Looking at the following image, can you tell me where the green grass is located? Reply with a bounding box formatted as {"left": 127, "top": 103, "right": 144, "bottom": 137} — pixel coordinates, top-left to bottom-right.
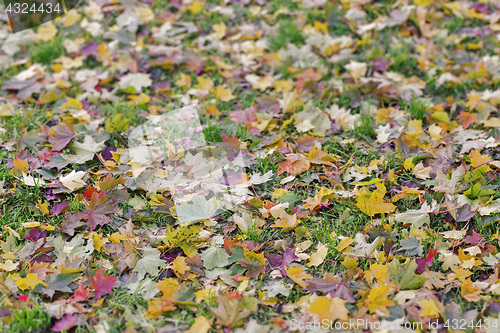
{"left": 268, "top": 22, "right": 306, "bottom": 52}
{"left": 8, "top": 300, "right": 52, "bottom": 333}
{"left": 29, "top": 36, "right": 64, "bottom": 66}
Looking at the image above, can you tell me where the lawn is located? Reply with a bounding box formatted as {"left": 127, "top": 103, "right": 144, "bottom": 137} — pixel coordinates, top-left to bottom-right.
{"left": 0, "top": 0, "right": 499, "bottom": 332}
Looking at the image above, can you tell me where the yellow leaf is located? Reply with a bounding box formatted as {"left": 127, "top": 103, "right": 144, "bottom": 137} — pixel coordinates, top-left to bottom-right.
{"left": 366, "top": 284, "right": 394, "bottom": 315}
{"left": 309, "top": 296, "right": 348, "bottom": 321}
{"left": 12, "top": 157, "right": 29, "bottom": 175}
{"left": 17, "top": 273, "right": 44, "bottom": 290}
{"left": 36, "top": 22, "right": 58, "bottom": 42}
{"left": 195, "top": 77, "right": 214, "bottom": 93}
{"left": 418, "top": 298, "right": 441, "bottom": 317}
{"left": 313, "top": 21, "right": 328, "bottom": 34}
{"left": 128, "top": 93, "right": 151, "bottom": 105}
{"left": 308, "top": 243, "right": 328, "bottom": 267}
{"left": 212, "top": 22, "right": 227, "bottom": 40}
{"left": 92, "top": 234, "right": 109, "bottom": 252}
{"left": 214, "top": 86, "right": 235, "bottom": 102}
{"left": 60, "top": 97, "right": 82, "bottom": 111}
{"left": 469, "top": 149, "right": 491, "bottom": 169}
{"left": 135, "top": 7, "right": 154, "bottom": 23}
{"left": 157, "top": 278, "right": 178, "bottom": 301}
{"left": 173, "top": 256, "right": 190, "bottom": 276}
{"left": 186, "top": 316, "right": 211, "bottom": 333}
{"left": 413, "top": 162, "right": 432, "bottom": 179}
{"left": 404, "top": 158, "right": 415, "bottom": 171}
{"left": 337, "top": 237, "right": 355, "bottom": 253}
{"left": 356, "top": 183, "right": 396, "bottom": 216}
{"left": 286, "top": 266, "right": 312, "bottom": 288}
{"left": 461, "top": 279, "right": 481, "bottom": 302}
{"left": 414, "top": 0, "right": 433, "bottom": 7}
{"left": 188, "top": 0, "right": 204, "bottom": 14}
{"left": 62, "top": 10, "right": 81, "bottom": 28}
{"left": 176, "top": 73, "right": 192, "bottom": 88}
{"left": 108, "top": 232, "right": 128, "bottom": 244}
{"left": 37, "top": 200, "right": 50, "bottom": 215}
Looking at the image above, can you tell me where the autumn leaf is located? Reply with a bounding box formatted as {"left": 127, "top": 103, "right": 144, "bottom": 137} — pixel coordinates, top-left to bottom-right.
{"left": 356, "top": 183, "right": 396, "bottom": 216}
{"left": 286, "top": 266, "right": 313, "bottom": 288}
{"left": 237, "top": 248, "right": 266, "bottom": 278}
{"left": 309, "top": 296, "right": 349, "bottom": 322}
{"left": 387, "top": 259, "right": 426, "bottom": 290}
{"left": 89, "top": 268, "right": 117, "bottom": 299}
{"left": 209, "top": 293, "right": 252, "bottom": 329}
{"left": 48, "top": 122, "right": 76, "bottom": 151}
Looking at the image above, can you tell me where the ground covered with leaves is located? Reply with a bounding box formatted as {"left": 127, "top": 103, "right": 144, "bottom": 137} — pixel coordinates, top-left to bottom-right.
{"left": 0, "top": 0, "right": 500, "bottom": 332}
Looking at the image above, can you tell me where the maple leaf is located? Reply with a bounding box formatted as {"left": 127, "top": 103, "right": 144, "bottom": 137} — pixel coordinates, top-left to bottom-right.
{"left": 42, "top": 273, "right": 77, "bottom": 298}
{"left": 48, "top": 122, "right": 76, "bottom": 151}
{"left": 133, "top": 247, "right": 167, "bottom": 280}
{"left": 286, "top": 266, "right": 312, "bottom": 288}
{"left": 309, "top": 296, "right": 349, "bottom": 322}
{"left": 307, "top": 242, "right": 328, "bottom": 267}
{"left": 200, "top": 247, "right": 230, "bottom": 270}
{"left": 237, "top": 248, "right": 266, "bottom": 278}
{"left": 356, "top": 183, "right": 396, "bottom": 216}
{"left": 277, "top": 154, "right": 310, "bottom": 176}
{"left": 209, "top": 293, "right": 252, "bottom": 329}
{"left": 68, "top": 283, "right": 89, "bottom": 303}
{"left": 82, "top": 191, "right": 120, "bottom": 230}
{"left": 89, "top": 268, "right": 116, "bottom": 299}
{"left": 305, "top": 273, "right": 355, "bottom": 303}
{"left": 365, "top": 284, "right": 395, "bottom": 315}
{"left": 16, "top": 273, "right": 44, "bottom": 290}
{"left": 51, "top": 314, "right": 87, "bottom": 332}
{"left": 387, "top": 259, "right": 426, "bottom": 291}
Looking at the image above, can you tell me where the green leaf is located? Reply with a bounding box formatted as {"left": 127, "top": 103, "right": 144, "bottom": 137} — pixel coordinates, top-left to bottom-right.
{"left": 387, "top": 259, "right": 426, "bottom": 290}
{"left": 175, "top": 195, "right": 219, "bottom": 225}
{"left": 200, "top": 247, "right": 230, "bottom": 270}
{"left": 133, "top": 248, "right": 166, "bottom": 280}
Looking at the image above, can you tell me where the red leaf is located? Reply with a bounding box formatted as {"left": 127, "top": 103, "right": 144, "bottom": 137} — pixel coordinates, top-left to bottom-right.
{"left": 89, "top": 268, "right": 116, "bottom": 299}
{"left": 48, "top": 123, "right": 76, "bottom": 151}
{"left": 82, "top": 191, "right": 120, "bottom": 230}
{"left": 68, "top": 283, "right": 89, "bottom": 303}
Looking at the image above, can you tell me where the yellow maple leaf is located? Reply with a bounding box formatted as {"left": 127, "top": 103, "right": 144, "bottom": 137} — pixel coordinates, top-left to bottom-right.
{"left": 366, "top": 284, "right": 394, "bottom": 315}
{"left": 469, "top": 149, "right": 491, "bottom": 169}
{"left": 128, "top": 93, "right": 151, "bottom": 106}
{"left": 212, "top": 22, "right": 227, "bottom": 40}
{"left": 414, "top": 0, "right": 433, "bottom": 7}
{"left": 356, "top": 183, "right": 396, "bottom": 216}
{"left": 158, "top": 278, "right": 178, "bottom": 301}
{"left": 308, "top": 243, "right": 328, "bottom": 267}
{"left": 195, "top": 77, "right": 214, "bottom": 93}
{"left": 92, "top": 234, "right": 109, "bottom": 252}
{"left": 309, "top": 296, "right": 349, "bottom": 321}
{"left": 186, "top": 316, "right": 211, "bottom": 333}
{"left": 188, "top": 0, "right": 204, "bottom": 14}
{"left": 36, "top": 22, "right": 58, "bottom": 42}
{"left": 286, "top": 266, "right": 312, "bottom": 288}
{"left": 0, "top": 260, "right": 19, "bottom": 272}
{"left": 418, "top": 298, "right": 441, "bottom": 317}
{"left": 60, "top": 97, "right": 82, "bottom": 111}
{"left": 16, "top": 273, "right": 44, "bottom": 290}
{"left": 37, "top": 200, "right": 50, "bottom": 215}
{"left": 173, "top": 256, "right": 190, "bottom": 276}
{"left": 176, "top": 73, "right": 192, "bottom": 88}
{"left": 214, "top": 86, "right": 235, "bottom": 102}
{"left": 461, "top": 279, "right": 481, "bottom": 302}
{"left": 62, "top": 10, "right": 81, "bottom": 28}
